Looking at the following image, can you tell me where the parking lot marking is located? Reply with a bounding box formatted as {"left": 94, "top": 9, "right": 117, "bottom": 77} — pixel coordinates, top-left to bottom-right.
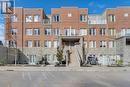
{"left": 27, "top": 72, "right": 32, "bottom": 81}
{"left": 22, "top": 72, "right": 25, "bottom": 80}
{"left": 41, "top": 72, "right": 47, "bottom": 80}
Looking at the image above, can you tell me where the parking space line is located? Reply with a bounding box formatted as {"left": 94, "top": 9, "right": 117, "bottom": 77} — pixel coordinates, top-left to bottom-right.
{"left": 27, "top": 72, "right": 32, "bottom": 81}
{"left": 41, "top": 72, "right": 47, "bottom": 80}
{"left": 22, "top": 72, "right": 25, "bottom": 80}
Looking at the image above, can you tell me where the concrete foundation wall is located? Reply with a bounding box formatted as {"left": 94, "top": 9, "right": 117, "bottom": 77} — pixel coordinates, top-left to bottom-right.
{"left": 0, "top": 46, "right": 17, "bottom": 64}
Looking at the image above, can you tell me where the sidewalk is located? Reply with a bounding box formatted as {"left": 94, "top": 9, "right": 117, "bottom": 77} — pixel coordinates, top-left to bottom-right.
{"left": 0, "top": 66, "right": 130, "bottom": 72}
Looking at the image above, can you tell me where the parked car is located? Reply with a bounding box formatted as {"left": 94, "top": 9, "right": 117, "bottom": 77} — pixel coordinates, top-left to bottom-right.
{"left": 0, "top": 41, "right": 3, "bottom": 46}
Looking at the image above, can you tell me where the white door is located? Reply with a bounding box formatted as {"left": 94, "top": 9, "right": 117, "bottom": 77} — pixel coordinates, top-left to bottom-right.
{"left": 29, "top": 55, "right": 36, "bottom": 65}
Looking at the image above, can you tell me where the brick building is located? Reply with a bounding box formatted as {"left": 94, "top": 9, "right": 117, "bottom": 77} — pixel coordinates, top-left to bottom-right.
{"left": 5, "top": 7, "right": 130, "bottom": 66}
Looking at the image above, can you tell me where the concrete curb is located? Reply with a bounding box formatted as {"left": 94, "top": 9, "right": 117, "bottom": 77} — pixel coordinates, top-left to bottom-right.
{"left": 0, "top": 66, "right": 130, "bottom": 72}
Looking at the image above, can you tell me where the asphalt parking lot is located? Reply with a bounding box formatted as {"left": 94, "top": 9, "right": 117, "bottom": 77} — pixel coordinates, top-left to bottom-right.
{"left": 0, "top": 70, "right": 130, "bottom": 87}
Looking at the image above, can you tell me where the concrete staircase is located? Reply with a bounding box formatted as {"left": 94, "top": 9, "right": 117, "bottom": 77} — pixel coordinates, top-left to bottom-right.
{"left": 69, "top": 47, "right": 80, "bottom": 67}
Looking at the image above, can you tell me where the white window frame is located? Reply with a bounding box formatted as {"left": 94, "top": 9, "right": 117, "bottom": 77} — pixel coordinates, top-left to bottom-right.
{"left": 34, "top": 28, "right": 40, "bottom": 35}
{"left": 45, "top": 28, "right": 51, "bottom": 35}
{"left": 80, "top": 28, "right": 87, "bottom": 36}
{"left": 26, "top": 40, "right": 32, "bottom": 47}
{"left": 11, "top": 15, "right": 17, "bottom": 22}
{"left": 89, "top": 41, "right": 96, "bottom": 48}
{"left": 26, "top": 15, "right": 33, "bottom": 22}
{"left": 11, "top": 29, "right": 17, "bottom": 35}
{"left": 109, "top": 41, "right": 115, "bottom": 48}
{"left": 100, "top": 41, "right": 107, "bottom": 48}
{"left": 26, "top": 28, "right": 33, "bottom": 35}
{"left": 53, "top": 29, "right": 60, "bottom": 36}
{"left": 80, "top": 14, "right": 87, "bottom": 22}
{"left": 109, "top": 14, "right": 116, "bottom": 22}
{"left": 34, "top": 15, "right": 40, "bottom": 22}
{"left": 109, "top": 28, "right": 116, "bottom": 36}
{"left": 53, "top": 15, "right": 60, "bottom": 22}
{"left": 44, "top": 40, "right": 51, "bottom": 48}
{"left": 89, "top": 28, "right": 96, "bottom": 36}
{"left": 53, "top": 41, "right": 58, "bottom": 48}
{"left": 34, "top": 40, "right": 40, "bottom": 47}
{"left": 100, "top": 28, "right": 105, "bottom": 36}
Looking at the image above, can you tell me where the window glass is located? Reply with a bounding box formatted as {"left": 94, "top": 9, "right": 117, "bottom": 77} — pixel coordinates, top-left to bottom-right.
{"left": 11, "top": 15, "right": 17, "bottom": 22}
{"left": 26, "top": 40, "right": 32, "bottom": 47}
{"left": 100, "top": 41, "right": 107, "bottom": 48}
{"left": 80, "top": 28, "right": 87, "bottom": 35}
{"left": 53, "top": 15, "right": 60, "bottom": 22}
{"left": 34, "top": 28, "right": 40, "bottom": 35}
{"left": 26, "top": 15, "right": 33, "bottom": 22}
{"left": 34, "top": 15, "right": 40, "bottom": 22}
{"left": 11, "top": 29, "right": 17, "bottom": 35}
{"left": 44, "top": 41, "right": 51, "bottom": 48}
{"left": 89, "top": 41, "right": 96, "bottom": 48}
{"left": 26, "top": 29, "right": 32, "bottom": 35}
{"left": 54, "top": 41, "right": 58, "bottom": 48}
{"left": 80, "top": 14, "right": 87, "bottom": 22}
{"left": 34, "top": 40, "right": 40, "bottom": 47}
{"left": 89, "top": 28, "right": 96, "bottom": 36}
{"left": 45, "top": 28, "right": 51, "bottom": 35}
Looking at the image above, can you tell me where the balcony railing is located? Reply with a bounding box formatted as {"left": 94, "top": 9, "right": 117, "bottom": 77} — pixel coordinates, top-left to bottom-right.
{"left": 116, "top": 32, "right": 130, "bottom": 38}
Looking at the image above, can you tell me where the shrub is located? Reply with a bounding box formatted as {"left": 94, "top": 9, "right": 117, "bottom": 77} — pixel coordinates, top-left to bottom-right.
{"left": 116, "top": 59, "right": 123, "bottom": 66}
{"left": 0, "top": 58, "right": 6, "bottom": 66}
{"left": 56, "top": 46, "right": 64, "bottom": 65}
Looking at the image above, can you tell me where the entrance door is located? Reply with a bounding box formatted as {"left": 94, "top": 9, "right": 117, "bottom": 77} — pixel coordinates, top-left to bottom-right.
{"left": 29, "top": 55, "right": 36, "bottom": 65}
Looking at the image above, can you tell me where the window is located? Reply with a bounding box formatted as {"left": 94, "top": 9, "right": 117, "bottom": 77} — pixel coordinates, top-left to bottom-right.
{"left": 45, "top": 54, "right": 52, "bottom": 62}
{"left": 28, "top": 55, "right": 36, "bottom": 65}
{"left": 53, "top": 29, "right": 60, "bottom": 36}
{"left": 34, "top": 28, "right": 40, "bottom": 35}
{"left": 126, "top": 29, "right": 130, "bottom": 36}
{"left": 64, "top": 29, "right": 70, "bottom": 36}
{"left": 89, "top": 28, "right": 96, "bottom": 36}
{"left": 100, "top": 28, "right": 105, "bottom": 36}
{"left": 53, "top": 41, "right": 58, "bottom": 48}
{"left": 45, "top": 28, "right": 51, "bottom": 35}
{"left": 52, "top": 15, "right": 60, "bottom": 22}
{"left": 11, "top": 15, "right": 17, "bottom": 22}
{"left": 108, "top": 28, "right": 116, "bottom": 36}
{"left": 34, "top": 40, "right": 40, "bottom": 47}
{"left": 100, "top": 41, "right": 107, "bottom": 48}
{"left": 64, "top": 28, "right": 75, "bottom": 36}
{"left": 80, "top": 14, "right": 87, "bottom": 22}
{"left": 109, "top": 41, "right": 115, "bottom": 48}
{"left": 126, "top": 38, "right": 130, "bottom": 45}
{"left": 26, "top": 40, "right": 32, "bottom": 47}
{"left": 89, "top": 41, "right": 96, "bottom": 48}
{"left": 26, "top": 29, "right": 33, "bottom": 35}
{"left": 80, "top": 28, "right": 87, "bottom": 36}
{"left": 44, "top": 40, "right": 51, "bottom": 48}
{"left": 108, "top": 14, "right": 116, "bottom": 22}
{"left": 26, "top": 15, "right": 33, "bottom": 22}
{"left": 34, "top": 15, "right": 40, "bottom": 22}
{"left": 71, "top": 29, "right": 76, "bottom": 36}
{"left": 11, "top": 29, "right": 17, "bottom": 35}
{"left": 9, "top": 40, "right": 16, "bottom": 47}
{"left": 124, "top": 13, "right": 128, "bottom": 17}
{"left": 68, "top": 13, "right": 72, "bottom": 17}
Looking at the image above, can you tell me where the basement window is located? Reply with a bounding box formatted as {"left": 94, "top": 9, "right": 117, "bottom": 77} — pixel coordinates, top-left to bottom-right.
{"left": 126, "top": 38, "right": 130, "bottom": 45}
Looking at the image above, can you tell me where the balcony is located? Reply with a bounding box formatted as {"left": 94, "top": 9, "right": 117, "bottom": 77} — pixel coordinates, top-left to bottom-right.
{"left": 116, "top": 29, "right": 130, "bottom": 38}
